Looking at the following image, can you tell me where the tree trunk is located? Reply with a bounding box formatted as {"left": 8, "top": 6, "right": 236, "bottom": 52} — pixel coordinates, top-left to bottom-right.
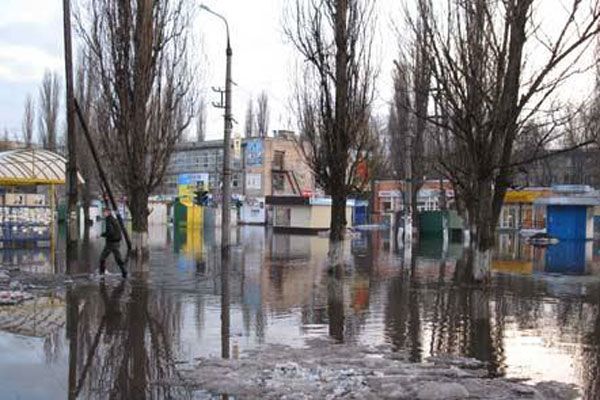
{"left": 464, "top": 180, "right": 496, "bottom": 283}
{"left": 328, "top": 187, "right": 347, "bottom": 267}
{"left": 411, "top": 186, "right": 420, "bottom": 234}
{"left": 330, "top": 190, "right": 347, "bottom": 242}
{"left": 129, "top": 187, "right": 149, "bottom": 257}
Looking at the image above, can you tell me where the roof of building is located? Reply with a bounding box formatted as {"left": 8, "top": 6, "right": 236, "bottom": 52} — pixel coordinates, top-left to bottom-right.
{"left": 534, "top": 192, "right": 600, "bottom": 207}
{"left": 0, "top": 148, "right": 84, "bottom": 186}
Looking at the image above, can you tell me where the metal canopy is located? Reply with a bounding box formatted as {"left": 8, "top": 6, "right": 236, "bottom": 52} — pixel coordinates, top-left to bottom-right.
{"left": 0, "top": 148, "right": 84, "bottom": 186}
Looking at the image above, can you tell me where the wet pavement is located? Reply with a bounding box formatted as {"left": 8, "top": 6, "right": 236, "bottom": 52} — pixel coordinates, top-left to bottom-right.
{"left": 0, "top": 224, "right": 599, "bottom": 399}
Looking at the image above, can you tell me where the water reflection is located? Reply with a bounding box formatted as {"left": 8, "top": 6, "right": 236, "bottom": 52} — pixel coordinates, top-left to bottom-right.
{"left": 0, "top": 227, "right": 600, "bottom": 398}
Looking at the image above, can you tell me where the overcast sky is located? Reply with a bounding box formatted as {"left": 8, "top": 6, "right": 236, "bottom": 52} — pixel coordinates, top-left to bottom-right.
{"left": 0, "top": 0, "right": 595, "bottom": 142}
{"left": 0, "top": 0, "right": 399, "bottom": 142}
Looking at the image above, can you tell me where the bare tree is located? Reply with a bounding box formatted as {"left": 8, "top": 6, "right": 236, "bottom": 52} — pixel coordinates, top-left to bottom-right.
{"left": 196, "top": 97, "right": 207, "bottom": 142}
{"left": 388, "top": 5, "right": 432, "bottom": 236}
{"left": 21, "top": 95, "right": 35, "bottom": 147}
{"left": 587, "top": 49, "right": 600, "bottom": 148}
{"left": 79, "top": 0, "right": 195, "bottom": 254}
{"left": 38, "top": 70, "right": 61, "bottom": 151}
{"left": 418, "top": 0, "right": 600, "bottom": 281}
{"left": 388, "top": 53, "right": 430, "bottom": 228}
{"left": 244, "top": 98, "right": 254, "bottom": 138}
{"left": 74, "top": 51, "right": 102, "bottom": 229}
{"left": 255, "top": 91, "right": 270, "bottom": 137}
{"left": 286, "top": 0, "right": 376, "bottom": 243}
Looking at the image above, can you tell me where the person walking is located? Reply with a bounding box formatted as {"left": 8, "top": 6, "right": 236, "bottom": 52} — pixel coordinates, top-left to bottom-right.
{"left": 100, "top": 207, "right": 128, "bottom": 278}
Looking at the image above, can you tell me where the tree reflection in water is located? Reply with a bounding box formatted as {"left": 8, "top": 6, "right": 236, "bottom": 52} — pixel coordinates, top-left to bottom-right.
{"left": 384, "top": 245, "right": 505, "bottom": 375}
{"left": 48, "top": 228, "right": 600, "bottom": 398}
{"left": 66, "top": 261, "right": 191, "bottom": 399}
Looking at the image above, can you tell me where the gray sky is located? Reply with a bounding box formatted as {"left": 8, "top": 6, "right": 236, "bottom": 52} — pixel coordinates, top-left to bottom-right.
{"left": 0, "top": 0, "right": 595, "bottom": 142}
{"left": 0, "top": 0, "right": 399, "bottom": 141}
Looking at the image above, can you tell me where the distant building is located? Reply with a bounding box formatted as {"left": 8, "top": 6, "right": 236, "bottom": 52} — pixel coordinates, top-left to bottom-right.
{"left": 160, "top": 134, "right": 315, "bottom": 199}
{"left": 372, "top": 179, "right": 455, "bottom": 217}
{"left": 242, "top": 135, "right": 314, "bottom": 198}
{"left": 161, "top": 140, "right": 242, "bottom": 196}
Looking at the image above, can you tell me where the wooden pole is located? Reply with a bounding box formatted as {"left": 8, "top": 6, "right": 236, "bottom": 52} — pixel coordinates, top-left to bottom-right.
{"left": 63, "top": 0, "right": 78, "bottom": 244}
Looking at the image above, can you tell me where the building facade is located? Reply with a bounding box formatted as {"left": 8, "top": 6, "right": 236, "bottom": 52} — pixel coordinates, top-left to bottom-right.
{"left": 161, "top": 140, "right": 243, "bottom": 196}
{"left": 242, "top": 135, "right": 314, "bottom": 199}
{"left": 372, "top": 179, "right": 455, "bottom": 217}
{"left": 161, "top": 135, "right": 315, "bottom": 199}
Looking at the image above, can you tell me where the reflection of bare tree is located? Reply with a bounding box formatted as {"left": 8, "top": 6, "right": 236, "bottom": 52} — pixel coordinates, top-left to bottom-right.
{"left": 384, "top": 275, "right": 422, "bottom": 362}
{"left": 66, "top": 279, "right": 190, "bottom": 399}
{"left": 426, "top": 285, "right": 502, "bottom": 375}
{"left": 327, "top": 267, "right": 345, "bottom": 342}
{"left": 582, "top": 296, "right": 600, "bottom": 399}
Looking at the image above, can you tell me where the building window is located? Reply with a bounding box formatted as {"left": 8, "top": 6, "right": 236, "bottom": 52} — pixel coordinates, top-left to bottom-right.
{"left": 273, "top": 173, "right": 285, "bottom": 191}
{"left": 382, "top": 201, "right": 392, "bottom": 212}
{"left": 273, "top": 151, "right": 285, "bottom": 170}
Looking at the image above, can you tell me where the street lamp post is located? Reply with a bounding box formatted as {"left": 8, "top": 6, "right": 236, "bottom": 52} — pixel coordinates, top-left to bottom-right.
{"left": 200, "top": 5, "right": 232, "bottom": 250}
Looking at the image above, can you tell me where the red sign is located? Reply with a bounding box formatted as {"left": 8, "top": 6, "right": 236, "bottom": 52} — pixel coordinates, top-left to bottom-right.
{"left": 357, "top": 159, "right": 369, "bottom": 181}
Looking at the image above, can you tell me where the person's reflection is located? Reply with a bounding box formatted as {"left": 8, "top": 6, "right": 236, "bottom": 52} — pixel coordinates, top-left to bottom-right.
{"left": 99, "top": 280, "right": 126, "bottom": 335}
{"left": 196, "top": 259, "right": 207, "bottom": 275}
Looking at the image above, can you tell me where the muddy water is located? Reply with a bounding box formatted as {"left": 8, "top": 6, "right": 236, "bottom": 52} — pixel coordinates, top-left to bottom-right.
{"left": 0, "top": 225, "right": 599, "bottom": 399}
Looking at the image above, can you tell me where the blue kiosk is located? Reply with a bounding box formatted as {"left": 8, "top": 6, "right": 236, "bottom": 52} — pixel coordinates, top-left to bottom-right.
{"left": 535, "top": 194, "right": 598, "bottom": 240}
{"left": 535, "top": 191, "right": 599, "bottom": 274}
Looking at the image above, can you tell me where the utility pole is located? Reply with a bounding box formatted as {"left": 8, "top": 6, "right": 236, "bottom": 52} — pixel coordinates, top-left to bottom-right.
{"left": 200, "top": 4, "right": 232, "bottom": 250}
{"left": 63, "top": 0, "right": 78, "bottom": 244}
{"left": 222, "top": 38, "right": 232, "bottom": 250}
{"left": 402, "top": 116, "right": 413, "bottom": 267}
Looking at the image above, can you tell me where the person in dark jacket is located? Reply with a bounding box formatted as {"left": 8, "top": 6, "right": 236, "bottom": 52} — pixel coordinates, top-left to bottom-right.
{"left": 100, "top": 208, "right": 128, "bottom": 278}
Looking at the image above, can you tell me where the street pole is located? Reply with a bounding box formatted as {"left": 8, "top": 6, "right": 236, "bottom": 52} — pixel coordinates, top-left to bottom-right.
{"left": 200, "top": 5, "right": 232, "bottom": 250}
{"left": 222, "top": 37, "right": 232, "bottom": 250}
{"left": 403, "top": 112, "right": 412, "bottom": 266}
{"left": 63, "top": 0, "right": 78, "bottom": 244}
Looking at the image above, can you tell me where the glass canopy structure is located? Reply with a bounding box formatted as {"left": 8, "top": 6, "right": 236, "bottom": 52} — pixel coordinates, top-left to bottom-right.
{"left": 0, "top": 149, "right": 83, "bottom": 186}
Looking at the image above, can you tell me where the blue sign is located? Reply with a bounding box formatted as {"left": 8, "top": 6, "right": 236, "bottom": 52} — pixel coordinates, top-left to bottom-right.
{"left": 245, "top": 139, "right": 263, "bottom": 166}
{"left": 178, "top": 173, "right": 208, "bottom": 185}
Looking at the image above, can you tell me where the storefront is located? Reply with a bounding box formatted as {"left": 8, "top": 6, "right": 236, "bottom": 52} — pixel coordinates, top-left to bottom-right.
{"left": 498, "top": 188, "right": 551, "bottom": 230}
{"left": 266, "top": 196, "right": 355, "bottom": 233}
{"left": 0, "top": 149, "right": 81, "bottom": 248}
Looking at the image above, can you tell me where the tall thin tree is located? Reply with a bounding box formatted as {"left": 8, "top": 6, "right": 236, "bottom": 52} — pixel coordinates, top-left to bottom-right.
{"left": 21, "top": 95, "right": 35, "bottom": 147}
{"left": 196, "top": 97, "right": 207, "bottom": 142}
{"left": 255, "top": 91, "right": 270, "bottom": 137}
{"left": 75, "top": 51, "right": 101, "bottom": 229}
{"left": 244, "top": 98, "right": 254, "bottom": 138}
{"left": 38, "top": 70, "right": 61, "bottom": 151}
{"left": 286, "top": 0, "right": 376, "bottom": 244}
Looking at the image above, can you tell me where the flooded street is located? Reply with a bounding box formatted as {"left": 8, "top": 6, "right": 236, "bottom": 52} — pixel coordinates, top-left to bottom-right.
{"left": 1, "top": 226, "right": 599, "bottom": 399}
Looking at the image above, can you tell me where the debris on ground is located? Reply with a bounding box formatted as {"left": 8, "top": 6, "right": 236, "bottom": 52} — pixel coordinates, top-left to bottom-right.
{"left": 180, "top": 338, "right": 579, "bottom": 400}
{"left": 0, "top": 290, "right": 34, "bottom": 305}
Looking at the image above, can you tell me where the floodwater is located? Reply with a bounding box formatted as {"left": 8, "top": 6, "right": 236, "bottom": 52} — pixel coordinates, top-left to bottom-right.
{"left": 1, "top": 224, "right": 600, "bottom": 399}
